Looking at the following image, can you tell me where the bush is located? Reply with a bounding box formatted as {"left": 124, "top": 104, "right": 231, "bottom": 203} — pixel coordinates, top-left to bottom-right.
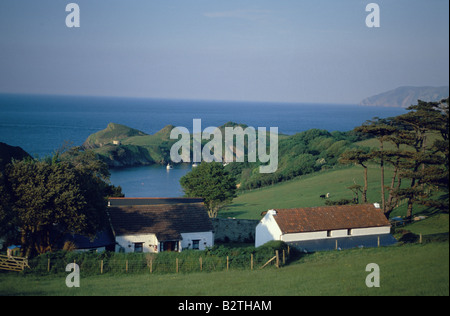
{"left": 26, "top": 243, "right": 288, "bottom": 275}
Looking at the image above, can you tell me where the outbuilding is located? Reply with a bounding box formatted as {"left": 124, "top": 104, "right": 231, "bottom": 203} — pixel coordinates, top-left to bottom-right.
{"left": 107, "top": 198, "right": 214, "bottom": 253}
{"left": 255, "top": 204, "right": 395, "bottom": 251}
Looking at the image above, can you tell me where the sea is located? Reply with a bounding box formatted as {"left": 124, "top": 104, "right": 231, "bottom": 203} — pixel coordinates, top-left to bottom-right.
{"left": 0, "top": 94, "right": 406, "bottom": 197}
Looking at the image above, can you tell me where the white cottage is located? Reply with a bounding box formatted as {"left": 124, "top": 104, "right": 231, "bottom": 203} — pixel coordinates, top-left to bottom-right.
{"left": 108, "top": 198, "right": 214, "bottom": 253}
{"left": 255, "top": 204, "right": 394, "bottom": 251}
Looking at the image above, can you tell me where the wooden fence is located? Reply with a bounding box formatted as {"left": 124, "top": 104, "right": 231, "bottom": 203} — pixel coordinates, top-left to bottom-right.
{"left": 38, "top": 249, "right": 289, "bottom": 275}
{"left": 0, "top": 254, "right": 30, "bottom": 272}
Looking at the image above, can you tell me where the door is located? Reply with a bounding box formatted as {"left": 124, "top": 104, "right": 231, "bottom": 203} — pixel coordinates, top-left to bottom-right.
{"left": 161, "top": 241, "right": 179, "bottom": 252}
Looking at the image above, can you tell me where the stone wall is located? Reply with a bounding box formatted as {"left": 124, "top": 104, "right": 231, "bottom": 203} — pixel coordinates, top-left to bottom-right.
{"left": 212, "top": 218, "right": 259, "bottom": 244}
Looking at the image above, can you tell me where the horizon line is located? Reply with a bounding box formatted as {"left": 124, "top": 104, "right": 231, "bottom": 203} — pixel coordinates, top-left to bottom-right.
{"left": 0, "top": 91, "right": 361, "bottom": 107}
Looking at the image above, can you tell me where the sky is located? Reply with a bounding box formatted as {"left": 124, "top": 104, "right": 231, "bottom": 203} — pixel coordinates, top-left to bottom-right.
{"left": 0, "top": 0, "right": 448, "bottom": 104}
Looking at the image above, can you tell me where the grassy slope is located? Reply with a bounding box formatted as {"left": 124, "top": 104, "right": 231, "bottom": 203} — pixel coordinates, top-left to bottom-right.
{"left": 86, "top": 124, "right": 177, "bottom": 165}
{"left": 222, "top": 165, "right": 408, "bottom": 220}
{"left": 405, "top": 213, "right": 449, "bottom": 235}
{"left": 83, "top": 123, "right": 147, "bottom": 148}
{"left": 1, "top": 242, "right": 447, "bottom": 296}
{"left": 2, "top": 164, "right": 447, "bottom": 296}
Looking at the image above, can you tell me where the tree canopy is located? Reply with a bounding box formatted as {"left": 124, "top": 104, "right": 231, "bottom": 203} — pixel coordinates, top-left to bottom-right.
{"left": 341, "top": 98, "right": 449, "bottom": 219}
{"left": 180, "top": 162, "right": 236, "bottom": 218}
{"left": 0, "top": 148, "right": 123, "bottom": 257}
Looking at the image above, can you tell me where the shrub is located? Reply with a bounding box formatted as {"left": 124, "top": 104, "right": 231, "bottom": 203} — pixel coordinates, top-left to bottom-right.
{"left": 26, "top": 243, "right": 287, "bottom": 275}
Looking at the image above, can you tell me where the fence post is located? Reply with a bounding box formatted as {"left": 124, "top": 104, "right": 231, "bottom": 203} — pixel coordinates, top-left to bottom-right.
{"left": 199, "top": 257, "right": 203, "bottom": 272}
{"left": 47, "top": 258, "right": 50, "bottom": 273}
{"left": 226, "top": 256, "right": 229, "bottom": 271}
{"left": 101, "top": 260, "right": 103, "bottom": 274}
{"left": 126, "top": 260, "right": 128, "bottom": 273}
{"left": 251, "top": 254, "right": 253, "bottom": 271}
{"left": 377, "top": 236, "right": 380, "bottom": 247}
{"left": 176, "top": 258, "right": 179, "bottom": 273}
{"left": 283, "top": 250, "right": 286, "bottom": 265}
{"left": 150, "top": 258, "right": 153, "bottom": 274}
{"left": 276, "top": 250, "right": 279, "bottom": 268}
{"left": 419, "top": 233, "right": 423, "bottom": 244}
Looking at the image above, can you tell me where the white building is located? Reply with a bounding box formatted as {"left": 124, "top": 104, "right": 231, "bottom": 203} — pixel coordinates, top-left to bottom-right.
{"left": 108, "top": 198, "right": 214, "bottom": 253}
{"left": 255, "top": 204, "right": 394, "bottom": 251}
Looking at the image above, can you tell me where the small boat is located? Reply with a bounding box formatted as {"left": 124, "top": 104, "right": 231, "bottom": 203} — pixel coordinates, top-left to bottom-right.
{"left": 166, "top": 163, "right": 173, "bottom": 170}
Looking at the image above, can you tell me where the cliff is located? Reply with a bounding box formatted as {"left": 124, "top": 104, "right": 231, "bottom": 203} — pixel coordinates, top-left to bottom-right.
{"left": 359, "top": 86, "right": 449, "bottom": 108}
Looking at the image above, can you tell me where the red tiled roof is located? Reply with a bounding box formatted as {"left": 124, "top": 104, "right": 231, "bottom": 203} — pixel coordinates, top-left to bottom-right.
{"left": 272, "top": 204, "right": 390, "bottom": 234}
{"left": 108, "top": 200, "right": 213, "bottom": 241}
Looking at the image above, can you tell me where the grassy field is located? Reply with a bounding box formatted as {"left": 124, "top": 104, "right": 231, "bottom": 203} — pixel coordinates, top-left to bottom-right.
{"left": 2, "top": 154, "right": 447, "bottom": 297}
{"left": 221, "top": 165, "right": 411, "bottom": 219}
{"left": 1, "top": 242, "right": 448, "bottom": 296}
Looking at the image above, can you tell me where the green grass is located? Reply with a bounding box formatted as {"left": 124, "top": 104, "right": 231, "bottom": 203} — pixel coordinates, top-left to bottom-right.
{"left": 355, "top": 131, "right": 442, "bottom": 151}
{"left": 1, "top": 242, "right": 448, "bottom": 296}
{"left": 405, "top": 213, "right": 449, "bottom": 235}
{"left": 222, "top": 165, "right": 406, "bottom": 219}
{"left": 84, "top": 122, "right": 147, "bottom": 147}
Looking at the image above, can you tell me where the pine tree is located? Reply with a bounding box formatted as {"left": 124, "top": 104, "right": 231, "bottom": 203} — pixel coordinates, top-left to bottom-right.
{"left": 354, "top": 119, "right": 397, "bottom": 214}
{"left": 339, "top": 149, "right": 371, "bottom": 203}
{"left": 347, "top": 99, "right": 449, "bottom": 219}
{"left": 394, "top": 99, "right": 448, "bottom": 218}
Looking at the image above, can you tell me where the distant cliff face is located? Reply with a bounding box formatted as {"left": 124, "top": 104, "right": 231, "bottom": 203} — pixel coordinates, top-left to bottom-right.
{"left": 360, "top": 86, "right": 449, "bottom": 108}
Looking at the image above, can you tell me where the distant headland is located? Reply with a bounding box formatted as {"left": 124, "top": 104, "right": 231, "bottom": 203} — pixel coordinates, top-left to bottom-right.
{"left": 359, "top": 86, "right": 449, "bottom": 108}
{"left": 82, "top": 122, "right": 176, "bottom": 168}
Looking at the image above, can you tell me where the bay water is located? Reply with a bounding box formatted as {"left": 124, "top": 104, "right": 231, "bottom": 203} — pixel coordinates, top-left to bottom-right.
{"left": 0, "top": 94, "right": 406, "bottom": 197}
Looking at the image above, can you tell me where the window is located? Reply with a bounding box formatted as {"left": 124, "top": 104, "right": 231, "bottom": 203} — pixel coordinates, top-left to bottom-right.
{"left": 347, "top": 229, "right": 353, "bottom": 236}
{"left": 134, "top": 242, "right": 143, "bottom": 253}
{"left": 192, "top": 240, "right": 200, "bottom": 250}
{"left": 327, "top": 230, "right": 332, "bottom": 237}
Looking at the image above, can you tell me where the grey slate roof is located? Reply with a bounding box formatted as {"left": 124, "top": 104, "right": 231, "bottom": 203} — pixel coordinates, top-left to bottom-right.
{"left": 107, "top": 198, "right": 213, "bottom": 241}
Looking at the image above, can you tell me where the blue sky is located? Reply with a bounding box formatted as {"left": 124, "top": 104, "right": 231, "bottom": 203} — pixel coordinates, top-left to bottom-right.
{"left": 0, "top": 0, "right": 448, "bottom": 104}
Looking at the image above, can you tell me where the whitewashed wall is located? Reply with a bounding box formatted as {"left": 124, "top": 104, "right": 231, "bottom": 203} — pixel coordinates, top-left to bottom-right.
{"left": 255, "top": 211, "right": 283, "bottom": 247}
{"left": 115, "top": 234, "right": 159, "bottom": 253}
{"left": 180, "top": 232, "right": 214, "bottom": 251}
{"left": 281, "top": 226, "right": 391, "bottom": 242}
{"left": 350, "top": 226, "right": 391, "bottom": 236}
{"left": 115, "top": 231, "right": 214, "bottom": 253}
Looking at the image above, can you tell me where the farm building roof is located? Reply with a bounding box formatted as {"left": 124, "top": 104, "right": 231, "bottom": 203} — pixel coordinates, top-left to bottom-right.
{"left": 107, "top": 198, "right": 213, "bottom": 241}
{"left": 272, "top": 204, "right": 391, "bottom": 234}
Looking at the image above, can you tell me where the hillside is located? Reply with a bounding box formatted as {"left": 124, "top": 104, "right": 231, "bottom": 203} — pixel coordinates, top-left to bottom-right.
{"left": 359, "top": 86, "right": 449, "bottom": 108}
{"left": 82, "top": 123, "right": 358, "bottom": 184}
{"left": 0, "top": 142, "right": 31, "bottom": 170}
{"left": 221, "top": 162, "right": 444, "bottom": 220}
{"left": 82, "top": 123, "right": 179, "bottom": 167}
{"left": 82, "top": 123, "right": 148, "bottom": 149}
{"left": 226, "top": 129, "right": 358, "bottom": 191}
{"left": 221, "top": 165, "right": 389, "bottom": 219}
